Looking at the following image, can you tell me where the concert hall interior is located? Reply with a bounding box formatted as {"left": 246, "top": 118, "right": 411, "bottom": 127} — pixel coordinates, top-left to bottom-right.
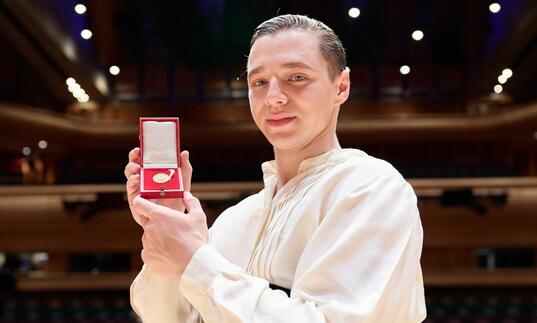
{"left": 0, "top": 0, "right": 537, "bottom": 322}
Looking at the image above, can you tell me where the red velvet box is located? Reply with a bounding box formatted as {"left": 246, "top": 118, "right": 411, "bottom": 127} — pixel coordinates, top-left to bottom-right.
{"left": 139, "top": 117, "right": 184, "bottom": 199}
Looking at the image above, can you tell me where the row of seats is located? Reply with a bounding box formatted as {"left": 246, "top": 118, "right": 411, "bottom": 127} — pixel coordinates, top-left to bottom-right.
{"left": 2, "top": 288, "right": 537, "bottom": 322}
{"left": 1, "top": 292, "right": 136, "bottom": 322}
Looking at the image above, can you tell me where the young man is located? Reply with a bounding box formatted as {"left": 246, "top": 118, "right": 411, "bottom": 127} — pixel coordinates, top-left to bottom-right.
{"left": 125, "top": 14, "right": 426, "bottom": 323}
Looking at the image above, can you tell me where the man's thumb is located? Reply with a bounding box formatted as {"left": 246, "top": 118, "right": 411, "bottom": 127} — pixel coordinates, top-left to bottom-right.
{"left": 183, "top": 191, "right": 201, "bottom": 214}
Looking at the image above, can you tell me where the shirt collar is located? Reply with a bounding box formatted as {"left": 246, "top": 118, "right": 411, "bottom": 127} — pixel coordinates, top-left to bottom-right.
{"left": 261, "top": 148, "right": 366, "bottom": 182}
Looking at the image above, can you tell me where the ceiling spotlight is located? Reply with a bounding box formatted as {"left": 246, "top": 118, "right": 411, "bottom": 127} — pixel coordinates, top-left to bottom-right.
{"left": 73, "top": 88, "right": 85, "bottom": 98}
{"left": 109, "top": 65, "right": 120, "bottom": 75}
{"left": 502, "top": 68, "right": 513, "bottom": 78}
{"left": 400, "top": 65, "right": 411, "bottom": 75}
{"left": 489, "top": 3, "right": 501, "bottom": 13}
{"left": 38, "top": 140, "right": 48, "bottom": 150}
{"left": 65, "top": 77, "right": 76, "bottom": 86}
{"left": 68, "top": 83, "right": 81, "bottom": 93}
{"left": 22, "top": 146, "right": 31, "bottom": 156}
{"left": 78, "top": 94, "right": 90, "bottom": 103}
{"left": 348, "top": 7, "right": 360, "bottom": 18}
{"left": 498, "top": 75, "right": 507, "bottom": 84}
{"left": 493, "top": 84, "right": 503, "bottom": 94}
{"left": 412, "top": 30, "right": 424, "bottom": 41}
{"left": 81, "top": 29, "right": 92, "bottom": 40}
{"left": 74, "top": 4, "right": 87, "bottom": 14}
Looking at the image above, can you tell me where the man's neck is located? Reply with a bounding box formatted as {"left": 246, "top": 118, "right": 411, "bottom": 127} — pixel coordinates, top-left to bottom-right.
{"left": 274, "top": 135, "right": 340, "bottom": 192}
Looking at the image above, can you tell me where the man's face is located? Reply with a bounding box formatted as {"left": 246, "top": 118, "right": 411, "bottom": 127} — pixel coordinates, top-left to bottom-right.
{"left": 247, "top": 29, "right": 348, "bottom": 153}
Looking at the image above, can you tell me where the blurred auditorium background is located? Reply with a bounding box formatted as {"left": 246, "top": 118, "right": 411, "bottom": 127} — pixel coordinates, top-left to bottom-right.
{"left": 0, "top": 0, "right": 536, "bottom": 322}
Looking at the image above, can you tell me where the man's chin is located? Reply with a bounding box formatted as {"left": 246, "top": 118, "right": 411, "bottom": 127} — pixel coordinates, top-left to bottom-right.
{"left": 268, "top": 139, "right": 303, "bottom": 152}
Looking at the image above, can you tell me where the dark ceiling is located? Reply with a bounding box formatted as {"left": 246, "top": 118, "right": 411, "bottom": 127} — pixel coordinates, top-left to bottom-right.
{"left": 0, "top": 0, "right": 536, "bottom": 111}
{"left": 0, "top": 0, "right": 536, "bottom": 185}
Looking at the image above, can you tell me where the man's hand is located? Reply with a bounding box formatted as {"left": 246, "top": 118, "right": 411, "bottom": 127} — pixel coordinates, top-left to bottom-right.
{"left": 124, "top": 147, "right": 193, "bottom": 226}
{"left": 133, "top": 192, "right": 208, "bottom": 277}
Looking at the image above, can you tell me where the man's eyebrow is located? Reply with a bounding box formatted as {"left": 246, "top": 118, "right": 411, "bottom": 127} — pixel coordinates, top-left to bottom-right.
{"left": 247, "top": 66, "right": 264, "bottom": 79}
{"left": 247, "top": 62, "right": 316, "bottom": 79}
{"left": 281, "top": 61, "right": 315, "bottom": 71}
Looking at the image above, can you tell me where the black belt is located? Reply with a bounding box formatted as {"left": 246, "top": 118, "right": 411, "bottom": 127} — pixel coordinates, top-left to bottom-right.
{"left": 269, "top": 283, "right": 291, "bottom": 297}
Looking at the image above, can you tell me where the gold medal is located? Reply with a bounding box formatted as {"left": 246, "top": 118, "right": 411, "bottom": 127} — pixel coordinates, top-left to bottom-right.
{"left": 152, "top": 169, "right": 175, "bottom": 184}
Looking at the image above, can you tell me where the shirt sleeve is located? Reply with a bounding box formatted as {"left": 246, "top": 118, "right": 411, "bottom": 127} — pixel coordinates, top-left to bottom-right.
{"left": 130, "top": 264, "right": 196, "bottom": 323}
{"left": 179, "top": 175, "right": 427, "bottom": 323}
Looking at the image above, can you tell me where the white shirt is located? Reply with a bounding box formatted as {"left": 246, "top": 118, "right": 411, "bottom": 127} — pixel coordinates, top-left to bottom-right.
{"left": 131, "top": 148, "right": 427, "bottom": 322}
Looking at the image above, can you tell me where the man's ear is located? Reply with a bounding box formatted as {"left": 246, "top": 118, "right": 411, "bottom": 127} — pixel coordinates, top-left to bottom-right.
{"left": 334, "top": 67, "right": 351, "bottom": 106}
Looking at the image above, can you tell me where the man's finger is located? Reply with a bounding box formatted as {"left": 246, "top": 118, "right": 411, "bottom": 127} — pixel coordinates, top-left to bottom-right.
{"left": 133, "top": 196, "right": 160, "bottom": 220}
{"left": 126, "top": 174, "right": 140, "bottom": 199}
{"left": 127, "top": 174, "right": 140, "bottom": 187}
{"left": 124, "top": 162, "right": 141, "bottom": 179}
{"left": 129, "top": 147, "right": 141, "bottom": 164}
{"left": 180, "top": 150, "right": 193, "bottom": 191}
{"left": 183, "top": 191, "right": 202, "bottom": 214}
{"left": 133, "top": 195, "right": 179, "bottom": 220}
{"left": 126, "top": 175, "right": 140, "bottom": 205}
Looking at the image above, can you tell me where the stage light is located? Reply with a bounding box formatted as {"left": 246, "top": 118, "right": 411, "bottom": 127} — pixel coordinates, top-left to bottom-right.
{"left": 22, "top": 147, "right": 31, "bottom": 156}
{"left": 502, "top": 68, "right": 513, "bottom": 78}
{"left": 81, "top": 29, "right": 92, "bottom": 39}
{"left": 73, "top": 88, "right": 85, "bottom": 98}
{"left": 78, "top": 94, "right": 90, "bottom": 103}
{"left": 498, "top": 75, "right": 507, "bottom": 84}
{"left": 400, "top": 65, "right": 410, "bottom": 75}
{"left": 109, "top": 65, "right": 120, "bottom": 75}
{"left": 489, "top": 3, "right": 501, "bottom": 13}
{"left": 38, "top": 140, "right": 48, "bottom": 149}
{"left": 494, "top": 84, "right": 503, "bottom": 94}
{"left": 68, "top": 83, "right": 81, "bottom": 93}
{"left": 66, "top": 77, "right": 76, "bottom": 86}
{"left": 348, "top": 7, "right": 360, "bottom": 18}
{"left": 74, "top": 4, "right": 86, "bottom": 14}
{"left": 412, "top": 30, "right": 424, "bottom": 41}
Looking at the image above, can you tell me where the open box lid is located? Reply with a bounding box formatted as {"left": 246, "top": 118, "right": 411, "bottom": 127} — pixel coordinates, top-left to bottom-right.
{"left": 139, "top": 117, "right": 181, "bottom": 169}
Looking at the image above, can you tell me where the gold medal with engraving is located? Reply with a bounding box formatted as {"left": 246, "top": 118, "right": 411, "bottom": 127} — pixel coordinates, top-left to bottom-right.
{"left": 152, "top": 169, "right": 175, "bottom": 184}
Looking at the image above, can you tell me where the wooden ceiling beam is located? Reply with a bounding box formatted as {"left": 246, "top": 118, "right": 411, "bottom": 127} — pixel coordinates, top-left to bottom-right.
{"left": 1, "top": 101, "right": 536, "bottom": 150}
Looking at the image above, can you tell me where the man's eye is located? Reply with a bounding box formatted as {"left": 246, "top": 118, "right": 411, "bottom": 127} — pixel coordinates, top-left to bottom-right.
{"left": 252, "top": 80, "right": 267, "bottom": 87}
{"left": 290, "top": 75, "right": 306, "bottom": 81}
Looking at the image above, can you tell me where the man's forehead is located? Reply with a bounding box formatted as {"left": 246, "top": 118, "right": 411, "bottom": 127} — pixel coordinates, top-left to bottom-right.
{"left": 247, "top": 61, "right": 316, "bottom": 78}
{"left": 247, "top": 30, "right": 325, "bottom": 76}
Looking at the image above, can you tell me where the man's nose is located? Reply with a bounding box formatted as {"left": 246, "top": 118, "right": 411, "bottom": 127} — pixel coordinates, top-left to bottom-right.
{"left": 265, "top": 77, "right": 288, "bottom": 107}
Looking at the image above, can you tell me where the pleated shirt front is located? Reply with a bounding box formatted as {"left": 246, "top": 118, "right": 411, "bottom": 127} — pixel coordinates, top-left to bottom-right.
{"left": 131, "top": 148, "right": 427, "bottom": 323}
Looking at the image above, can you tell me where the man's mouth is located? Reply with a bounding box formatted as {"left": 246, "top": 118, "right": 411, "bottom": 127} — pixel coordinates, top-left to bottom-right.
{"left": 267, "top": 116, "right": 296, "bottom": 127}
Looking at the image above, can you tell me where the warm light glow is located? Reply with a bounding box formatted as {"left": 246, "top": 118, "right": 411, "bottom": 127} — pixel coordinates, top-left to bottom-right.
{"left": 81, "top": 29, "right": 92, "bottom": 39}
{"left": 109, "top": 65, "right": 120, "bottom": 75}
{"left": 494, "top": 84, "right": 503, "bottom": 94}
{"left": 348, "top": 7, "right": 360, "bottom": 18}
{"left": 412, "top": 30, "right": 424, "bottom": 41}
{"left": 74, "top": 4, "right": 87, "bottom": 14}
{"left": 65, "top": 77, "right": 76, "bottom": 86}
{"left": 498, "top": 75, "right": 507, "bottom": 84}
{"left": 78, "top": 94, "right": 90, "bottom": 103}
{"left": 38, "top": 140, "right": 48, "bottom": 149}
{"left": 73, "top": 88, "right": 86, "bottom": 98}
{"left": 68, "top": 83, "right": 81, "bottom": 93}
{"left": 22, "top": 146, "right": 31, "bottom": 156}
{"left": 400, "top": 65, "right": 411, "bottom": 75}
{"left": 502, "top": 68, "right": 513, "bottom": 78}
{"left": 489, "top": 3, "right": 501, "bottom": 13}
